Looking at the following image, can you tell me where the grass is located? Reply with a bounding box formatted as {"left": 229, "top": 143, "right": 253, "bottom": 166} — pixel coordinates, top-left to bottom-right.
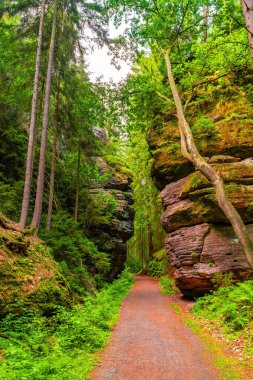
{"left": 0, "top": 269, "right": 134, "bottom": 379}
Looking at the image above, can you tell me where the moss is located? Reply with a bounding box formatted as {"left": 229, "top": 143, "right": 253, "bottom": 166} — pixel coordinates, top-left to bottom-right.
{"left": 149, "top": 88, "right": 253, "bottom": 186}
{"left": 0, "top": 218, "right": 70, "bottom": 316}
{"left": 181, "top": 172, "right": 210, "bottom": 196}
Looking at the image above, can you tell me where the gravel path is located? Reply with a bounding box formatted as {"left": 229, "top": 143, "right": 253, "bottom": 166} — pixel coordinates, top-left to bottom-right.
{"left": 91, "top": 275, "right": 220, "bottom": 380}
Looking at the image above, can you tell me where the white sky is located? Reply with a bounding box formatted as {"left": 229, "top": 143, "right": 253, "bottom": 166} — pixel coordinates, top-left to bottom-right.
{"left": 87, "top": 22, "right": 132, "bottom": 83}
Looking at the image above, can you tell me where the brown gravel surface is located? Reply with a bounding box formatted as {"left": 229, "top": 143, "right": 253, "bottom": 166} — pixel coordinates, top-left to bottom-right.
{"left": 91, "top": 275, "right": 221, "bottom": 380}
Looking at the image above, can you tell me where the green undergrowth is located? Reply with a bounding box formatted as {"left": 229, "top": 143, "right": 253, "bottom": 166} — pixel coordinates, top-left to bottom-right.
{"left": 0, "top": 269, "right": 134, "bottom": 380}
{"left": 159, "top": 276, "right": 179, "bottom": 295}
{"left": 146, "top": 250, "right": 179, "bottom": 295}
{"left": 192, "top": 280, "right": 253, "bottom": 356}
{"left": 145, "top": 249, "right": 168, "bottom": 278}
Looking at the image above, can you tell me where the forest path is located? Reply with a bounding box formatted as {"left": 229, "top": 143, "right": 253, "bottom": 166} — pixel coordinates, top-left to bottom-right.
{"left": 91, "top": 275, "right": 221, "bottom": 380}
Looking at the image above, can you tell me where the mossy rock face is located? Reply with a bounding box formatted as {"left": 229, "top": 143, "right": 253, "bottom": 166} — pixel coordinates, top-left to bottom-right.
{"left": 181, "top": 159, "right": 253, "bottom": 196}
{"left": 149, "top": 96, "right": 253, "bottom": 188}
{"left": 0, "top": 215, "right": 70, "bottom": 316}
{"left": 161, "top": 175, "right": 253, "bottom": 233}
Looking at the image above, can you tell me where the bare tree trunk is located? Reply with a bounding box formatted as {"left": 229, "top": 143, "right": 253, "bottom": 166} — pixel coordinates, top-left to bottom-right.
{"left": 20, "top": 0, "right": 46, "bottom": 228}
{"left": 32, "top": 0, "right": 58, "bottom": 231}
{"left": 74, "top": 141, "right": 81, "bottom": 222}
{"left": 46, "top": 96, "right": 59, "bottom": 230}
{"left": 141, "top": 226, "right": 144, "bottom": 271}
{"left": 147, "top": 223, "right": 153, "bottom": 258}
{"left": 201, "top": 4, "right": 208, "bottom": 43}
{"left": 241, "top": 0, "right": 253, "bottom": 59}
{"left": 164, "top": 51, "right": 253, "bottom": 268}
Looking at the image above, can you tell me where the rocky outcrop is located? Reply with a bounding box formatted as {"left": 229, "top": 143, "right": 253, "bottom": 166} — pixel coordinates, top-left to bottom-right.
{"left": 0, "top": 215, "right": 70, "bottom": 315}
{"left": 89, "top": 157, "right": 134, "bottom": 280}
{"left": 167, "top": 223, "right": 252, "bottom": 296}
{"left": 149, "top": 95, "right": 253, "bottom": 296}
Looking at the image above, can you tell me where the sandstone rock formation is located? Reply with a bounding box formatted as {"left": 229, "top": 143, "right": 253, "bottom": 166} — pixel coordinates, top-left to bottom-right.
{"left": 149, "top": 96, "right": 253, "bottom": 296}
{"left": 89, "top": 157, "right": 134, "bottom": 280}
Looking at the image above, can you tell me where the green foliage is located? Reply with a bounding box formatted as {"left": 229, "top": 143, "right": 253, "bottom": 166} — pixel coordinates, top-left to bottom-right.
{"left": 126, "top": 130, "right": 166, "bottom": 269}
{"left": 145, "top": 249, "right": 168, "bottom": 278}
{"left": 192, "top": 117, "right": 218, "bottom": 139}
{"left": 211, "top": 272, "right": 236, "bottom": 289}
{"left": 105, "top": 154, "right": 132, "bottom": 176}
{"left": 40, "top": 211, "right": 111, "bottom": 297}
{"left": 192, "top": 281, "right": 253, "bottom": 345}
{"left": 126, "top": 253, "right": 142, "bottom": 273}
{"left": 0, "top": 269, "right": 134, "bottom": 379}
{"left": 0, "top": 181, "right": 23, "bottom": 220}
{"left": 159, "top": 275, "right": 179, "bottom": 295}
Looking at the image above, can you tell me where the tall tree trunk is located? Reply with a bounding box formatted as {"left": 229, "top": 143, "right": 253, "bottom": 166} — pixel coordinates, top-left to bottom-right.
{"left": 202, "top": 4, "right": 208, "bottom": 43}
{"left": 74, "top": 141, "right": 81, "bottom": 222}
{"left": 32, "top": 0, "right": 58, "bottom": 231}
{"left": 147, "top": 223, "right": 153, "bottom": 258}
{"left": 141, "top": 226, "right": 144, "bottom": 271}
{"left": 20, "top": 0, "right": 46, "bottom": 229}
{"left": 164, "top": 51, "right": 253, "bottom": 268}
{"left": 46, "top": 95, "right": 59, "bottom": 230}
{"left": 241, "top": 0, "right": 253, "bottom": 59}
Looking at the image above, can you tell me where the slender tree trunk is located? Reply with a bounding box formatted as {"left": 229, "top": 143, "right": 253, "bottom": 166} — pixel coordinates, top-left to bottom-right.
{"left": 241, "top": 0, "right": 253, "bottom": 59}
{"left": 141, "top": 226, "right": 144, "bottom": 271}
{"left": 164, "top": 51, "right": 253, "bottom": 268}
{"left": 147, "top": 223, "right": 153, "bottom": 258}
{"left": 202, "top": 4, "right": 208, "bottom": 43}
{"left": 46, "top": 95, "right": 59, "bottom": 230}
{"left": 20, "top": 0, "right": 46, "bottom": 228}
{"left": 74, "top": 141, "right": 81, "bottom": 222}
{"left": 32, "top": 0, "right": 58, "bottom": 231}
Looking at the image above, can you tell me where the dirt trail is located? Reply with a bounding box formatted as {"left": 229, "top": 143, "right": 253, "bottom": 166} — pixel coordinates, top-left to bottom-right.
{"left": 92, "top": 275, "right": 221, "bottom": 380}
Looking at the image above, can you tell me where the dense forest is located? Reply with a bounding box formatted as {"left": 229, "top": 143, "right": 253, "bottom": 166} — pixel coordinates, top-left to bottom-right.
{"left": 0, "top": 0, "right": 253, "bottom": 378}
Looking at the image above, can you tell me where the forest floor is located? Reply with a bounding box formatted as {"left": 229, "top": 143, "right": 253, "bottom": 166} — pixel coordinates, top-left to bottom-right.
{"left": 91, "top": 275, "right": 239, "bottom": 380}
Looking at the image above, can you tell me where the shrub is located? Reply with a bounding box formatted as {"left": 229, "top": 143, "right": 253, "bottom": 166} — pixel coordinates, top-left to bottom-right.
{"left": 192, "top": 280, "right": 253, "bottom": 338}
{"left": 146, "top": 249, "right": 168, "bottom": 278}
{"left": 40, "top": 211, "right": 111, "bottom": 297}
{"left": 211, "top": 272, "right": 235, "bottom": 289}
{"left": 192, "top": 116, "right": 218, "bottom": 139}
{"left": 159, "top": 276, "right": 179, "bottom": 295}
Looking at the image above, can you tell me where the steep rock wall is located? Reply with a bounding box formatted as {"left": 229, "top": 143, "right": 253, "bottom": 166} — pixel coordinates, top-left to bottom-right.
{"left": 89, "top": 157, "right": 134, "bottom": 279}
{"left": 149, "top": 95, "right": 253, "bottom": 296}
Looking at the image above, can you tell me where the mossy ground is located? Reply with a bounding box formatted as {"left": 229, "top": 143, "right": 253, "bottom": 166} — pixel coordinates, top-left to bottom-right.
{"left": 0, "top": 214, "right": 69, "bottom": 316}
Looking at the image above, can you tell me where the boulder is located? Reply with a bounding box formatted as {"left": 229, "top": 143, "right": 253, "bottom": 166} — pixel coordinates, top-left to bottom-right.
{"left": 166, "top": 223, "right": 253, "bottom": 297}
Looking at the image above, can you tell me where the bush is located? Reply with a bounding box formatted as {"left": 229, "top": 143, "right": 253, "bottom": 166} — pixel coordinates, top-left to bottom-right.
{"left": 146, "top": 249, "right": 168, "bottom": 278}
{"left": 40, "top": 211, "right": 111, "bottom": 297}
{"left": 211, "top": 272, "right": 235, "bottom": 289}
{"left": 0, "top": 270, "right": 134, "bottom": 379}
{"left": 192, "top": 116, "right": 218, "bottom": 139}
{"left": 192, "top": 280, "right": 253, "bottom": 337}
{"left": 126, "top": 255, "right": 142, "bottom": 273}
{"left": 159, "top": 276, "right": 179, "bottom": 295}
